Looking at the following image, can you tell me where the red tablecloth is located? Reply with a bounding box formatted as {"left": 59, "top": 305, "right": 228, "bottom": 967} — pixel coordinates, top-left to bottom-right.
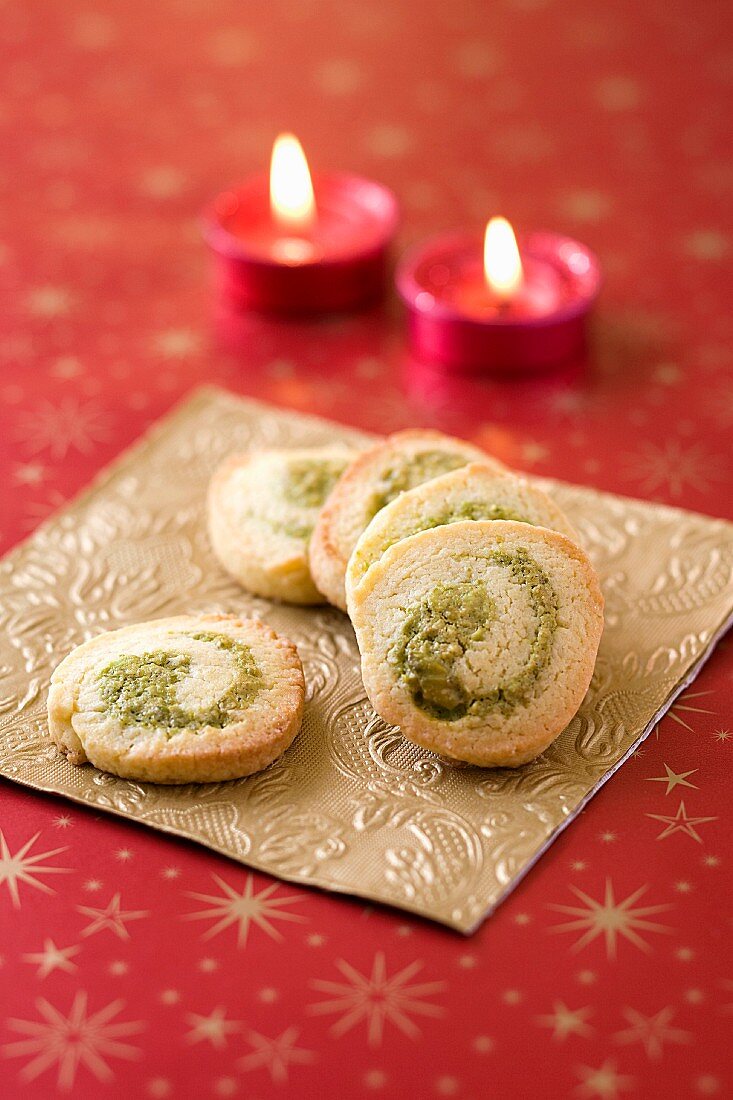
{"left": 1, "top": 1, "right": 731, "bottom": 1097}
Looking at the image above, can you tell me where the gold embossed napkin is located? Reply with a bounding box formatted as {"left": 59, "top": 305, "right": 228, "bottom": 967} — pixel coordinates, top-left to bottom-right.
{"left": 1, "top": 387, "right": 731, "bottom": 932}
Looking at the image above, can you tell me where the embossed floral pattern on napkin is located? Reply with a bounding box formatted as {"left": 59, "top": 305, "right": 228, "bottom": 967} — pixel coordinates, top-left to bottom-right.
{"left": 1, "top": 388, "right": 731, "bottom": 932}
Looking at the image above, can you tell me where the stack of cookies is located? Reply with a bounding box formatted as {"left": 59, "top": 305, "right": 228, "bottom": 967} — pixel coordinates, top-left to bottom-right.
{"left": 208, "top": 429, "right": 604, "bottom": 769}
{"left": 48, "top": 428, "right": 603, "bottom": 784}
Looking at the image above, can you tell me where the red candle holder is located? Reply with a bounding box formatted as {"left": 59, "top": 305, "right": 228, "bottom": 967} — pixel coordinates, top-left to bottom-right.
{"left": 203, "top": 174, "right": 399, "bottom": 314}
{"left": 396, "top": 230, "right": 602, "bottom": 375}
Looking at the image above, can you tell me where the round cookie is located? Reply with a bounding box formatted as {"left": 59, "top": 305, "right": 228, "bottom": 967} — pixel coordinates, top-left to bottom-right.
{"left": 309, "top": 430, "right": 500, "bottom": 611}
{"left": 345, "top": 462, "right": 578, "bottom": 602}
{"left": 47, "top": 614, "right": 305, "bottom": 784}
{"left": 349, "top": 521, "right": 604, "bottom": 767}
{"left": 208, "top": 446, "right": 356, "bottom": 605}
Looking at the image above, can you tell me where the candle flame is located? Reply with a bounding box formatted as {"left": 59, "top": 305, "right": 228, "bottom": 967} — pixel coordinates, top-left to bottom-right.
{"left": 270, "top": 133, "right": 316, "bottom": 232}
{"left": 484, "top": 217, "right": 523, "bottom": 299}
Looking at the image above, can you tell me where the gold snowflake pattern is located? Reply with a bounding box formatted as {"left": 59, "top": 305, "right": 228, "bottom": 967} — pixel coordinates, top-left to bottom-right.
{"left": 2, "top": 992, "right": 143, "bottom": 1092}
{"left": 184, "top": 874, "right": 304, "bottom": 947}
{"left": 0, "top": 831, "right": 71, "bottom": 908}
{"left": 613, "top": 1006, "right": 691, "bottom": 1060}
{"left": 623, "top": 440, "right": 723, "bottom": 498}
{"left": 549, "top": 879, "right": 673, "bottom": 959}
{"left": 17, "top": 398, "right": 112, "bottom": 459}
{"left": 309, "top": 952, "right": 445, "bottom": 1046}
{"left": 238, "top": 1028, "right": 314, "bottom": 1084}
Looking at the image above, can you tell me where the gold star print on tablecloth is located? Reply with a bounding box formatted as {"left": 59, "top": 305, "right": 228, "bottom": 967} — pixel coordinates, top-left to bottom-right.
{"left": 645, "top": 764, "right": 699, "bottom": 795}
{"left": 309, "top": 953, "right": 445, "bottom": 1047}
{"left": 549, "top": 880, "right": 672, "bottom": 959}
{"left": 623, "top": 440, "right": 725, "bottom": 498}
{"left": 238, "top": 1028, "right": 315, "bottom": 1085}
{"left": 535, "top": 1002, "right": 595, "bottom": 1041}
{"left": 665, "top": 690, "right": 716, "bottom": 733}
{"left": 76, "top": 893, "right": 149, "bottom": 940}
{"left": 22, "top": 938, "right": 81, "bottom": 979}
{"left": 184, "top": 874, "right": 305, "bottom": 947}
{"left": 16, "top": 398, "right": 112, "bottom": 460}
{"left": 184, "top": 1007, "right": 240, "bottom": 1050}
{"left": 613, "top": 1006, "right": 691, "bottom": 1061}
{"left": 646, "top": 801, "right": 718, "bottom": 843}
{"left": 2, "top": 991, "right": 143, "bottom": 1092}
{"left": 0, "top": 831, "right": 71, "bottom": 908}
{"left": 574, "top": 1059, "right": 635, "bottom": 1099}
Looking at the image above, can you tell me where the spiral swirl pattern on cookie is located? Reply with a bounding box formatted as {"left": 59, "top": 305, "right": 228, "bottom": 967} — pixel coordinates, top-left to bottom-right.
{"left": 349, "top": 521, "right": 604, "bottom": 767}
{"left": 208, "top": 446, "right": 356, "bottom": 604}
{"left": 47, "top": 615, "right": 305, "bottom": 783}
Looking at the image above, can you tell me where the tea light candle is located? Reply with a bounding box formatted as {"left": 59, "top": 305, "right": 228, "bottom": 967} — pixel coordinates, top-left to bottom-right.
{"left": 203, "top": 134, "right": 399, "bottom": 313}
{"left": 397, "top": 218, "right": 601, "bottom": 374}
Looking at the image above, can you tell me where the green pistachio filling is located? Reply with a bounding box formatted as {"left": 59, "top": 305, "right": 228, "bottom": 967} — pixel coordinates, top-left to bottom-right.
{"left": 368, "top": 450, "right": 469, "bottom": 517}
{"left": 380, "top": 501, "right": 528, "bottom": 560}
{"left": 388, "top": 549, "right": 558, "bottom": 721}
{"left": 280, "top": 518, "right": 315, "bottom": 540}
{"left": 428, "top": 500, "right": 526, "bottom": 525}
{"left": 97, "top": 631, "right": 263, "bottom": 731}
{"left": 237, "top": 457, "right": 347, "bottom": 542}
{"left": 255, "top": 456, "right": 348, "bottom": 541}
{"left": 282, "top": 458, "right": 347, "bottom": 510}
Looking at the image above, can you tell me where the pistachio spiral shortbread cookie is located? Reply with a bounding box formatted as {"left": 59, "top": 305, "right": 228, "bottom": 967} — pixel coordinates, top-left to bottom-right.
{"left": 309, "top": 430, "right": 500, "bottom": 610}
{"left": 345, "top": 462, "right": 578, "bottom": 603}
{"left": 47, "top": 614, "right": 305, "bottom": 784}
{"left": 208, "top": 446, "right": 355, "bottom": 604}
{"left": 350, "top": 521, "right": 604, "bottom": 767}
